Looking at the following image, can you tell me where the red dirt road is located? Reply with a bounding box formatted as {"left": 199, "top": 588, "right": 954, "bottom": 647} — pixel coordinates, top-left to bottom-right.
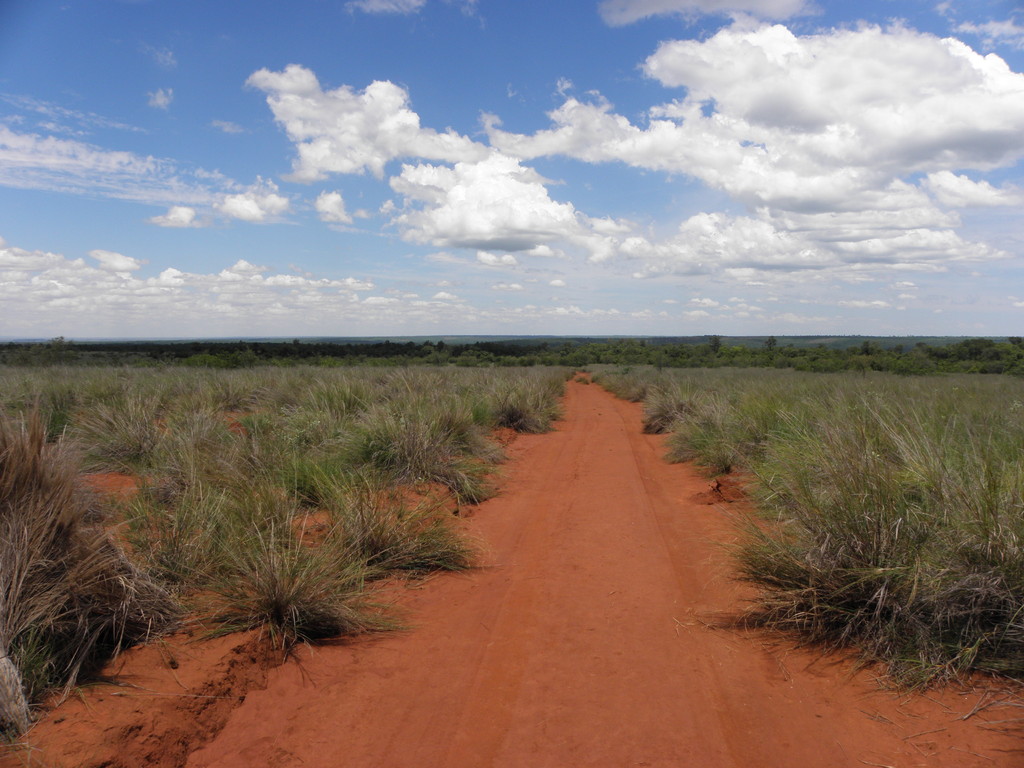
{"left": 183, "top": 379, "right": 1021, "bottom": 768}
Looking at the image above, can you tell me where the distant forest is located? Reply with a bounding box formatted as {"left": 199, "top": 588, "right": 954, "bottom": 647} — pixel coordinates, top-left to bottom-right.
{"left": 4, "top": 335, "right": 1024, "bottom": 375}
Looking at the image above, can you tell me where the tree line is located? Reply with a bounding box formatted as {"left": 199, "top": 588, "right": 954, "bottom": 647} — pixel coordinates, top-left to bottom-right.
{"left": 3, "top": 335, "right": 1024, "bottom": 375}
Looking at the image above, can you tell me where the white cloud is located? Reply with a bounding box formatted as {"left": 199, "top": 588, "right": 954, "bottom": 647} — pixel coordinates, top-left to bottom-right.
{"left": 148, "top": 205, "right": 203, "bottom": 228}
{"left": 492, "top": 23, "right": 1024, "bottom": 212}
{"left": 89, "top": 249, "right": 142, "bottom": 272}
{"left": 549, "top": 278, "right": 567, "bottom": 287}
{"left": 211, "top": 120, "right": 245, "bottom": 134}
{"left": 838, "top": 300, "right": 892, "bottom": 308}
{"left": 147, "top": 88, "right": 173, "bottom": 110}
{"left": 486, "top": 22, "right": 1022, "bottom": 280}
{"left": 315, "top": 190, "right": 353, "bottom": 224}
{"left": 0, "top": 235, "right": 385, "bottom": 336}
{"left": 346, "top": 0, "right": 476, "bottom": 14}
{"left": 0, "top": 238, "right": 65, "bottom": 270}
{"left": 643, "top": 24, "right": 1024, "bottom": 184}
{"left": 432, "top": 291, "right": 458, "bottom": 300}
{"left": 246, "top": 65, "right": 487, "bottom": 181}
{"left": 0, "top": 94, "right": 143, "bottom": 135}
{"left": 476, "top": 250, "right": 518, "bottom": 266}
{"left": 956, "top": 18, "right": 1024, "bottom": 50}
{"left": 598, "top": 0, "right": 811, "bottom": 25}
{"left": 624, "top": 209, "right": 1002, "bottom": 280}
{"left": 924, "top": 171, "right": 1023, "bottom": 207}
{"left": 689, "top": 297, "right": 720, "bottom": 307}
{"left": 142, "top": 44, "right": 177, "bottom": 69}
{"left": 389, "top": 153, "right": 584, "bottom": 251}
{"left": 0, "top": 125, "right": 225, "bottom": 205}
{"left": 491, "top": 282, "right": 524, "bottom": 291}
{"left": 215, "top": 178, "right": 290, "bottom": 222}
{"left": 347, "top": 0, "right": 427, "bottom": 12}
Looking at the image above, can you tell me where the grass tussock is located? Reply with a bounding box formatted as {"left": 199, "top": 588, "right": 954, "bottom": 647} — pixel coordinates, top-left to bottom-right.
{"left": 331, "top": 475, "right": 474, "bottom": 574}
{"left": 0, "top": 412, "right": 178, "bottom": 736}
{"left": 204, "top": 521, "right": 382, "bottom": 648}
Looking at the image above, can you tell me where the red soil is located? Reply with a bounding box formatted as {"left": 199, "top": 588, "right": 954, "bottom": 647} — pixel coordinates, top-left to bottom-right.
{"left": 79, "top": 472, "right": 139, "bottom": 502}
{"left": 7, "top": 379, "right": 1023, "bottom": 767}
{"left": 2, "top": 631, "right": 278, "bottom": 768}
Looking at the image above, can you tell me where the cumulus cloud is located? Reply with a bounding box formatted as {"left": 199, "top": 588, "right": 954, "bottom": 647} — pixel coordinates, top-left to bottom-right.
{"left": 491, "top": 282, "right": 524, "bottom": 291}
{"left": 598, "top": 0, "right": 811, "bottom": 25}
{"left": 432, "top": 291, "right": 458, "bottom": 300}
{"left": 924, "top": 171, "right": 1023, "bottom": 207}
{"left": 315, "top": 190, "right": 353, "bottom": 223}
{"left": 492, "top": 23, "right": 1024, "bottom": 211}
{"left": 486, "top": 22, "right": 1023, "bottom": 279}
{"left": 389, "top": 153, "right": 584, "bottom": 251}
{"left": 215, "top": 178, "right": 290, "bottom": 222}
{"left": 0, "top": 238, "right": 65, "bottom": 270}
{"left": 549, "top": 278, "right": 567, "bottom": 287}
{"left": 89, "top": 249, "right": 143, "bottom": 272}
{"left": 246, "top": 65, "right": 487, "bottom": 181}
{"left": 148, "top": 205, "right": 203, "bottom": 228}
{"left": 147, "top": 88, "right": 174, "bottom": 110}
{"left": 476, "top": 250, "right": 518, "bottom": 266}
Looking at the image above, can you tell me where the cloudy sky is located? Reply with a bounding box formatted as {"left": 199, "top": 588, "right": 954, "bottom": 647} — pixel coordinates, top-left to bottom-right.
{"left": 1, "top": 0, "right": 1022, "bottom": 339}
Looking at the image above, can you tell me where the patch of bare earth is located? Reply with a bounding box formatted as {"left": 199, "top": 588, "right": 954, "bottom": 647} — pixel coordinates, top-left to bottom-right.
{"left": 1, "top": 630, "right": 279, "bottom": 768}
{"left": 6, "top": 380, "right": 1023, "bottom": 767}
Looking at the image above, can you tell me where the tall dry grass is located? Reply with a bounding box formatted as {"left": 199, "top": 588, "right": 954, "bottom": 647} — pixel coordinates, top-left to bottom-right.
{"left": 0, "top": 412, "right": 178, "bottom": 736}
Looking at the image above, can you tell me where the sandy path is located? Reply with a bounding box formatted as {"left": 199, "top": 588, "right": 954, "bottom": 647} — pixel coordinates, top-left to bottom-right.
{"left": 178, "top": 379, "right": 1021, "bottom": 768}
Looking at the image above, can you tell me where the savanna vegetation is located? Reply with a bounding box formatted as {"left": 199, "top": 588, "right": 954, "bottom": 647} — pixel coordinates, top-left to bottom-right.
{"left": 4, "top": 345, "right": 1023, "bottom": 738}
{"left": 0, "top": 365, "right": 566, "bottom": 737}
{"left": 597, "top": 367, "right": 1024, "bottom": 686}
{"left": 5, "top": 334, "right": 1024, "bottom": 375}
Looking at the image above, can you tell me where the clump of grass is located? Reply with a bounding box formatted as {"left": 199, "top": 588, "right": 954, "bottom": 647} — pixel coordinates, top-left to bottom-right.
{"left": 0, "top": 411, "right": 178, "bottom": 736}
{"left": 125, "top": 483, "right": 224, "bottom": 586}
{"left": 489, "top": 372, "right": 563, "bottom": 434}
{"left": 641, "top": 382, "right": 699, "bottom": 434}
{"left": 345, "top": 400, "right": 501, "bottom": 504}
{"left": 72, "top": 395, "right": 164, "bottom": 472}
{"left": 329, "top": 474, "right": 473, "bottom": 574}
{"left": 592, "top": 368, "right": 659, "bottom": 402}
{"left": 204, "top": 520, "right": 381, "bottom": 648}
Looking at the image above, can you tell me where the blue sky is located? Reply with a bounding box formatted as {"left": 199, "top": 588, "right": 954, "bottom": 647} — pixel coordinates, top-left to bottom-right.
{"left": 1, "top": 0, "right": 1022, "bottom": 338}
